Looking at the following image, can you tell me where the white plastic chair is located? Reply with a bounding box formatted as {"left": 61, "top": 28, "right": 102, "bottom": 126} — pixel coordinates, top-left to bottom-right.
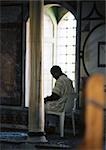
{"left": 71, "top": 97, "right": 79, "bottom": 136}
{"left": 46, "top": 93, "right": 78, "bottom": 137}
{"left": 46, "top": 110, "right": 65, "bottom": 137}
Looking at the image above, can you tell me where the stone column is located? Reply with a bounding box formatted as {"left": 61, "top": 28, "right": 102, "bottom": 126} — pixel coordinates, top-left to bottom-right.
{"left": 28, "top": 0, "right": 47, "bottom": 143}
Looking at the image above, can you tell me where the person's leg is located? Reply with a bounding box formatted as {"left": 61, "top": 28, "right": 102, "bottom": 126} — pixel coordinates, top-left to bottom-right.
{"left": 45, "top": 114, "right": 58, "bottom": 134}
{"left": 46, "top": 114, "right": 58, "bottom": 127}
{"left": 45, "top": 101, "right": 58, "bottom": 133}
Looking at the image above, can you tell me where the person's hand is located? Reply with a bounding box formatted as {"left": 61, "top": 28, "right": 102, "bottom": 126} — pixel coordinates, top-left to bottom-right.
{"left": 44, "top": 96, "right": 49, "bottom": 104}
{"left": 44, "top": 97, "right": 47, "bottom": 104}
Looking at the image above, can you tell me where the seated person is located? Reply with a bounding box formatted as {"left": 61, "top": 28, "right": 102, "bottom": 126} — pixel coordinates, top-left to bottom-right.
{"left": 45, "top": 65, "right": 74, "bottom": 132}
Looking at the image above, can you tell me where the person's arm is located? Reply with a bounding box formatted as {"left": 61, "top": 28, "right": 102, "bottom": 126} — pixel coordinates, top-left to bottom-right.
{"left": 44, "top": 92, "right": 60, "bottom": 103}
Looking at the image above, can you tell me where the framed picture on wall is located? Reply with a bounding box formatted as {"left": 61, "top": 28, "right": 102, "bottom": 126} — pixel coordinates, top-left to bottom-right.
{"left": 98, "top": 41, "right": 106, "bottom": 67}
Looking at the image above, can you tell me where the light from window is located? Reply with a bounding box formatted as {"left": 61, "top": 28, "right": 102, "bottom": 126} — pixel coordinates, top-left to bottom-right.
{"left": 56, "top": 12, "right": 76, "bottom": 87}
{"left": 25, "top": 18, "right": 30, "bottom": 107}
{"left": 43, "top": 15, "right": 54, "bottom": 97}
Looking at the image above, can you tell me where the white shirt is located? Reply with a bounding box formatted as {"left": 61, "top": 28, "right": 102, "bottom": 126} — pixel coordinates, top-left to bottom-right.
{"left": 46, "top": 75, "right": 74, "bottom": 112}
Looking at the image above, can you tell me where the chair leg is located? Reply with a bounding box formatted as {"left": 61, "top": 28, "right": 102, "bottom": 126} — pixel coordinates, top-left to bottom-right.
{"left": 72, "top": 111, "right": 76, "bottom": 136}
{"left": 60, "top": 113, "right": 65, "bottom": 137}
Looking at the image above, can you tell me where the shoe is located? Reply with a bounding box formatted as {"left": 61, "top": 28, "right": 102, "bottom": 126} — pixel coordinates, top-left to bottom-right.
{"left": 45, "top": 126, "right": 56, "bottom": 134}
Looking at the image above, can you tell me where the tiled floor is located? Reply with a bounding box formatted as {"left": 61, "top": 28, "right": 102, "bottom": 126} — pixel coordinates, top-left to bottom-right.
{"left": 0, "top": 131, "right": 83, "bottom": 150}
{"left": 0, "top": 129, "right": 106, "bottom": 150}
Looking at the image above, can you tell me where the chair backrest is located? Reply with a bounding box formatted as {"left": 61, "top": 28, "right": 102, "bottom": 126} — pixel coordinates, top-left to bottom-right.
{"left": 65, "top": 93, "right": 78, "bottom": 115}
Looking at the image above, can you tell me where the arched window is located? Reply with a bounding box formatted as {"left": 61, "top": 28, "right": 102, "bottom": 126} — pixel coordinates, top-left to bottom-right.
{"left": 56, "top": 12, "right": 76, "bottom": 87}
{"left": 43, "top": 15, "right": 54, "bottom": 97}
{"left": 43, "top": 11, "right": 76, "bottom": 98}
{"left": 25, "top": 15, "right": 54, "bottom": 107}
{"left": 25, "top": 10, "right": 77, "bottom": 106}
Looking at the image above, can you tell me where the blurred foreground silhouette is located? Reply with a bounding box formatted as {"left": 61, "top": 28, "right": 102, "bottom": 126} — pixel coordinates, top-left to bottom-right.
{"left": 79, "top": 74, "right": 105, "bottom": 150}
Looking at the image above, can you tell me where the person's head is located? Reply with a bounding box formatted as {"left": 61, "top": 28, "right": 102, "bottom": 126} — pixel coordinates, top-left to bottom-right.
{"left": 50, "top": 65, "right": 62, "bottom": 80}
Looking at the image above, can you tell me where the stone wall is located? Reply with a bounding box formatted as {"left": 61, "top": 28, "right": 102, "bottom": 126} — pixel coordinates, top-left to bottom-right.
{"left": 79, "top": 1, "right": 105, "bottom": 106}
{"left": 0, "top": 2, "right": 28, "bottom": 130}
